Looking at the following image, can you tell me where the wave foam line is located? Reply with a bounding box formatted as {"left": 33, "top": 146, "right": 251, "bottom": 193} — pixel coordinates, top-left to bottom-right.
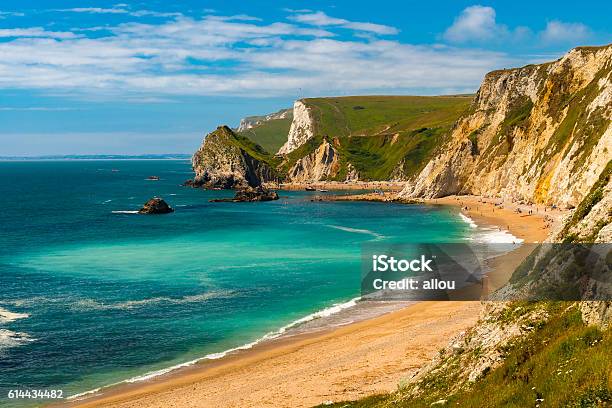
{"left": 0, "top": 307, "right": 29, "bottom": 324}
{"left": 71, "top": 291, "right": 233, "bottom": 311}
{"left": 327, "top": 225, "right": 384, "bottom": 240}
{"left": 459, "top": 213, "right": 478, "bottom": 228}
{"left": 472, "top": 228, "right": 524, "bottom": 244}
{"left": 0, "top": 329, "right": 36, "bottom": 351}
{"left": 111, "top": 210, "right": 139, "bottom": 214}
{"left": 68, "top": 296, "right": 361, "bottom": 399}
{"left": 459, "top": 212, "right": 524, "bottom": 244}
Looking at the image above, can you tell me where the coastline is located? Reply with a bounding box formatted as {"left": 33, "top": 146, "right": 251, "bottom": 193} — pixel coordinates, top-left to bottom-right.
{"left": 273, "top": 181, "right": 406, "bottom": 191}
{"left": 62, "top": 193, "right": 562, "bottom": 408}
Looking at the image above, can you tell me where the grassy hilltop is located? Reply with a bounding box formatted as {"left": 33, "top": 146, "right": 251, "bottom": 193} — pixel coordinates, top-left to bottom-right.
{"left": 233, "top": 95, "right": 473, "bottom": 181}
{"left": 237, "top": 111, "right": 293, "bottom": 154}
{"left": 302, "top": 95, "right": 472, "bottom": 180}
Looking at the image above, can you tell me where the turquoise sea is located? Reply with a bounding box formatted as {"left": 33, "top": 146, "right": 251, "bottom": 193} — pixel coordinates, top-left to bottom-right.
{"left": 0, "top": 160, "right": 471, "bottom": 407}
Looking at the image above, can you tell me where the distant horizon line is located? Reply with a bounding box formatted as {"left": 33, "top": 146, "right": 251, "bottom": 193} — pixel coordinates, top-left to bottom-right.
{"left": 0, "top": 154, "right": 192, "bottom": 161}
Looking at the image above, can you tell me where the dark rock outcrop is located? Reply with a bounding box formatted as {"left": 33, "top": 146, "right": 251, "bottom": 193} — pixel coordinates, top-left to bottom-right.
{"left": 138, "top": 198, "right": 174, "bottom": 214}
{"left": 182, "top": 179, "right": 203, "bottom": 188}
{"left": 210, "top": 186, "right": 279, "bottom": 203}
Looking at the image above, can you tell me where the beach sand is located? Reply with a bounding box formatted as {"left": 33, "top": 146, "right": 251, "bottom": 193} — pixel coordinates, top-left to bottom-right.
{"left": 272, "top": 181, "right": 406, "bottom": 191}
{"left": 66, "top": 195, "right": 563, "bottom": 408}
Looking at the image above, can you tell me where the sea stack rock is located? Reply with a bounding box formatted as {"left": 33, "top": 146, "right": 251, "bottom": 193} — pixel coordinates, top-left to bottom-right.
{"left": 138, "top": 198, "right": 174, "bottom": 214}
{"left": 210, "top": 186, "right": 279, "bottom": 202}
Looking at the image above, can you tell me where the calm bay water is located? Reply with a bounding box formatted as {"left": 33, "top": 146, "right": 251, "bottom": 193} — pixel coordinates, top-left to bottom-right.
{"left": 0, "top": 160, "right": 470, "bottom": 406}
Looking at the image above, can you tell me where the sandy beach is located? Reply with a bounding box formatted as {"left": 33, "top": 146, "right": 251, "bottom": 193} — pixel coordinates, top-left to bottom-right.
{"left": 272, "top": 181, "right": 407, "bottom": 191}
{"left": 65, "top": 194, "right": 563, "bottom": 408}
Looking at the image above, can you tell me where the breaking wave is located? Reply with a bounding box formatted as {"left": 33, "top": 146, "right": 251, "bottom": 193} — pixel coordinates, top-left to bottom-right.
{"left": 68, "top": 296, "right": 361, "bottom": 400}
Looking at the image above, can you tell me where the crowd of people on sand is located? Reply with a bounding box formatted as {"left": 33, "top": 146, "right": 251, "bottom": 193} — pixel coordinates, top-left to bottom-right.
{"left": 449, "top": 195, "right": 563, "bottom": 231}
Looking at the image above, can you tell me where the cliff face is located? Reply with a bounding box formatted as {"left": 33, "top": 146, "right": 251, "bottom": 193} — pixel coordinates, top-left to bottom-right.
{"left": 286, "top": 139, "right": 340, "bottom": 182}
{"left": 400, "top": 45, "right": 612, "bottom": 209}
{"left": 191, "top": 126, "right": 278, "bottom": 189}
{"left": 555, "top": 160, "right": 612, "bottom": 242}
{"left": 277, "top": 100, "right": 316, "bottom": 155}
{"left": 236, "top": 108, "right": 292, "bottom": 132}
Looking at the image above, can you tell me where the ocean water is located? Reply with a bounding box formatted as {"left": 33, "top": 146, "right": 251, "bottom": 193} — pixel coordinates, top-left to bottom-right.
{"left": 0, "top": 160, "right": 471, "bottom": 406}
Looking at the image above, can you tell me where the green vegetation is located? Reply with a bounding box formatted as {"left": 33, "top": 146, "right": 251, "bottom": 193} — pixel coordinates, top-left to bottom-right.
{"left": 539, "top": 65, "right": 611, "bottom": 172}
{"left": 293, "top": 95, "right": 473, "bottom": 180}
{"left": 448, "top": 304, "right": 611, "bottom": 408}
{"left": 480, "top": 96, "right": 534, "bottom": 161}
{"left": 560, "top": 160, "right": 611, "bottom": 243}
{"left": 321, "top": 302, "right": 612, "bottom": 408}
{"left": 237, "top": 111, "right": 293, "bottom": 154}
{"left": 201, "top": 126, "right": 282, "bottom": 169}
{"left": 230, "top": 95, "right": 472, "bottom": 181}
{"left": 467, "top": 128, "right": 481, "bottom": 156}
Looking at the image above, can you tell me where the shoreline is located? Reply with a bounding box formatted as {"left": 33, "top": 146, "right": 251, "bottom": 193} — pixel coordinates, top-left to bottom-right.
{"left": 274, "top": 181, "right": 406, "bottom": 191}
{"left": 63, "top": 193, "right": 561, "bottom": 408}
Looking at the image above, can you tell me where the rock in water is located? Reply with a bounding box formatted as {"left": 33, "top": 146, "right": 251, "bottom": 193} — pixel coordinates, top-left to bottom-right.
{"left": 138, "top": 198, "right": 174, "bottom": 214}
{"left": 210, "top": 186, "right": 279, "bottom": 202}
{"left": 234, "top": 186, "right": 279, "bottom": 202}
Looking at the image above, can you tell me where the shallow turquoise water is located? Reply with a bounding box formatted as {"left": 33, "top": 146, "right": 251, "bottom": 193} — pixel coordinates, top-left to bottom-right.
{"left": 0, "top": 160, "right": 469, "bottom": 406}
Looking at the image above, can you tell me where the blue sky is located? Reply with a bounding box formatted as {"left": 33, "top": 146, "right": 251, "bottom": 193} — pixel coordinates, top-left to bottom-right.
{"left": 0, "top": 0, "right": 610, "bottom": 155}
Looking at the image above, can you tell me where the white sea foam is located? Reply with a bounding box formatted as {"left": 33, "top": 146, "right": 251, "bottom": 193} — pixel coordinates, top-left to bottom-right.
{"left": 473, "top": 228, "right": 524, "bottom": 244}
{"left": 71, "top": 291, "right": 234, "bottom": 311}
{"left": 459, "top": 213, "right": 478, "bottom": 228}
{"left": 68, "top": 296, "right": 361, "bottom": 398}
{"left": 111, "top": 210, "right": 139, "bottom": 214}
{"left": 458, "top": 210, "right": 521, "bottom": 244}
{"left": 0, "top": 308, "right": 35, "bottom": 352}
{"left": 0, "top": 307, "right": 29, "bottom": 324}
{"left": 102, "top": 199, "right": 112, "bottom": 204}
{"left": 68, "top": 387, "right": 104, "bottom": 401}
{"left": 327, "top": 225, "right": 384, "bottom": 240}
{"left": 0, "top": 329, "right": 35, "bottom": 351}
{"left": 459, "top": 212, "right": 523, "bottom": 244}
{"left": 124, "top": 296, "right": 360, "bottom": 381}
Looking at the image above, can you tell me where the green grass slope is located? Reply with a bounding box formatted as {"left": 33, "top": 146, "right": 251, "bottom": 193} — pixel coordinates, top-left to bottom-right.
{"left": 237, "top": 112, "right": 293, "bottom": 154}
{"left": 321, "top": 302, "right": 612, "bottom": 408}
{"left": 291, "top": 95, "right": 472, "bottom": 180}
{"left": 220, "top": 126, "right": 282, "bottom": 168}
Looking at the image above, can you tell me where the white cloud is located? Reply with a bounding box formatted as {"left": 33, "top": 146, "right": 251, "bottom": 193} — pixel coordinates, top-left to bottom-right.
{"left": 444, "top": 5, "right": 503, "bottom": 42}
{"left": 289, "top": 11, "right": 398, "bottom": 35}
{"left": 0, "top": 28, "right": 77, "bottom": 39}
{"left": 125, "top": 10, "right": 183, "bottom": 18}
{"left": 0, "top": 11, "right": 25, "bottom": 18}
{"left": 290, "top": 11, "right": 346, "bottom": 26}
{"left": 0, "top": 14, "right": 511, "bottom": 97}
{"left": 444, "top": 5, "right": 592, "bottom": 48}
{"left": 540, "top": 20, "right": 591, "bottom": 44}
{"left": 59, "top": 6, "right": 183, "bottom": 18}
{"left": 283, "top": 8, "right": 313, "bottom": 13}
{"left": 62, "top": 7, "right": 129, "bottom": 14}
